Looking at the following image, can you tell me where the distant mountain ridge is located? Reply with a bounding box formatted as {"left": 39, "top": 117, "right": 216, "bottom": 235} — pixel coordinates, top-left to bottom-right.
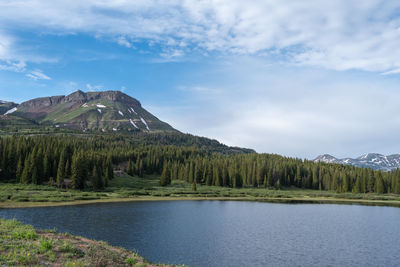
{"left": 1, "top": 90, "right": 176, "bottom": 133}
{"left": 314, "top": 153, "right": 400, "bottom": 171}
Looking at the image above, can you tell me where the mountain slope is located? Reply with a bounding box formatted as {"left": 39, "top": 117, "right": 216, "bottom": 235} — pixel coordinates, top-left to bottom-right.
{"left": 0, "top": 101, "right": 18, "bottom": 115}
{"left": 314, "top": 153, "right": 400, "bottom": 171}
{"left": 4, "top": 90, "right": 176, "bottom": 133}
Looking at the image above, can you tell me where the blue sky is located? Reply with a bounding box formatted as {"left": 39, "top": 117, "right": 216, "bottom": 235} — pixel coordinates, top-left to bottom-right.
{"left": 1, "top": 0, "right": 400, "bottom": 159}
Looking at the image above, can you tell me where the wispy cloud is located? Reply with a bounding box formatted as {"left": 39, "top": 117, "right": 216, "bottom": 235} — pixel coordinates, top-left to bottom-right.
{"left": 116, "top": 36, "right": 134, "bottom": 48}
{"left": 1, "top": 1, "right": 400, "bottom": 73}
{"left": 381, "top": 69, "right": 400, "bottom": 75}
{"left": 86, "top": 83, "right": 104, "bottom": 91}
{"left": 0, "top": 60, "right": 26, "bottom": 72}
{"left": 26, "top": 69, "right": 51, "bottom": 80}
{"left": 0, "top": 31, "right": 55, "bottom": 82}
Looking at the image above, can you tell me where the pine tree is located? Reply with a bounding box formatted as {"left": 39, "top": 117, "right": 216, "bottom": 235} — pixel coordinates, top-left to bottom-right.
{"left": 43, "top": 154, "right": 51, "bottom": 180}
{"left": 65, "top": 160, "right": 71, "bottom": 178}
{"left": 20, "top": 158, "right": 31, "bottom": 184}
{"left": 192, "top": 180, "right": 197, "bottom": 191}
{"left": 353, "top": 175, "right": 361, "bottom": 193}
{"left": 127, "top": 160, "right": 133, "bottom": 176}
{"left": 160, "top": 163, "right": 171, "bottom": 186}
{"left": 275, "top": 179, "right": 281, "bottom": 190}
{"left": 56, "top": 154, "right": 66, "bottom": 188}
{"left": 71, "top": 152, "right": 87, "bottom": 189}
{"left": 31, "top": 167, "right": 38, "bottom": 184}
{"left": 91, "top": 164, "right": 103, "bottom": 189}
{"left": 16, "top": 157, "right": 23, "bottom": 183}
{"left": 375, "top": 173, "right": 385, "bottom": 194}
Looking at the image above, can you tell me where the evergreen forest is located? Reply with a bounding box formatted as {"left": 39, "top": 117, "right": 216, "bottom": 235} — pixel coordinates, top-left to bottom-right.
{"left": 0, "top": 135, "right": 399, "bottom": 194}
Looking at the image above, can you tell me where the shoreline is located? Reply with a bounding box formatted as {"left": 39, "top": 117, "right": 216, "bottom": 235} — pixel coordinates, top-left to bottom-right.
{"left": 1, "top": 195, "right": 400, "bottom": 209}
{"left": 0, "top": 218, "right": 164, "bottom": 266}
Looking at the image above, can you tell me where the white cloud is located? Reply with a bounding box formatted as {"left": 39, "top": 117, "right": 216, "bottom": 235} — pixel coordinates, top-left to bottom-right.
{"left": 149, "top": 57, "right": 400, "bottom": 158}
{"left": 26, "top": 69, "right": 51, "bottom": 80}
{"left": 0, "top": 31, "right": 56, "bottom": 79}
{"left": 116, "top": 36, "right": 133, "bottom": 48}
{"left": 86, "top": 83, "right": 104, "bottom": 91}
{"left": 0, "top": 60, "right": 26, "bottom": 72}
{"left": 381, "top": 69, "right": 400, "bottom": 75}
{"left": 0, "top": 32, "right": 27, "bottom": 72}
{"left": 1, "top": 1, "right": 400, "bottom": 72}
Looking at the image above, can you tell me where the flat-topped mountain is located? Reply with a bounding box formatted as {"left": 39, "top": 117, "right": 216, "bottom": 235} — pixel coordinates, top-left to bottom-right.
{"left": 1, "top": 90, "right": 176, "bottom": 133}
{"left": 314, "top": 153, "right": 400, "bottom": 171}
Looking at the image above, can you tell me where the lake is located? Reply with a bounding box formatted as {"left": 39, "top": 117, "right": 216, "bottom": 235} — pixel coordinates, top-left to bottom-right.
{"left": 1, "top": 201, "right": 399, "bottom": 267}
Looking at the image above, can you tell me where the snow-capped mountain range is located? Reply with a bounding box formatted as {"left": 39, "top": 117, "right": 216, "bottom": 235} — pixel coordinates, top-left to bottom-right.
{"left": 313, "top": 153, "right": 400, "bottom": 171}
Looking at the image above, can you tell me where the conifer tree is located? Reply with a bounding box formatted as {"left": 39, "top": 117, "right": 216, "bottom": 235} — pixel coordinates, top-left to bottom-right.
{"left": 160, "top": 163, "right": 171, "bottom": 186}
{"left": 192, "top": 180, "right": 197, "bottom": 191}
{"left": 71, "top": 152, "right": 87, "bottom": 189}
{"left": 20, "top": 157, "right": 31, "bottom": 184}
{"left": 127, "top": 160, "right": 133, "bottom": 176}
{"left": 16, "top": 157, "right": 23, "bottom": 183}
{"left": 91, "top": 164, "right": 103, "bottom": 189}
{"left": 56, "top": 154, "right": 66, "bottom": 187}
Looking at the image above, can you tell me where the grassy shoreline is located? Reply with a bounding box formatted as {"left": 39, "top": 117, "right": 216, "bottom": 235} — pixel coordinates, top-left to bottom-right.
{"left": 1, "top": 173, "right": 400, "bottom": 209}
{"left": 0, "top": 218, "right": 176, "bottom": 266}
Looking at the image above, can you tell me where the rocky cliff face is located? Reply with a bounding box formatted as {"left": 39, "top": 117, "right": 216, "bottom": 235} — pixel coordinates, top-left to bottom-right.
{"left": 58, "top": 90, "right": 141, "bottom": 106}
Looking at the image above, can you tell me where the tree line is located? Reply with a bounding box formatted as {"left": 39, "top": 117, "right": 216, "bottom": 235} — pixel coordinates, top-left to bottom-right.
{"left": 0, "top": 136, "right": 113, "bottom": 189}
{"left": 1, "top": 135, "right": 400, "bottom": 194}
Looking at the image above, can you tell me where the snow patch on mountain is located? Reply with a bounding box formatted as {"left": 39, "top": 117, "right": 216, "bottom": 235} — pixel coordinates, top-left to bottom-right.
{"left": 4, "top": 107, "right": 17, "bottom": 115}
{"left": 129, "top": 119, "right": 139, "bottom": 129}
{"left": 140, "top": 117, "right": 150, "bottom": 130}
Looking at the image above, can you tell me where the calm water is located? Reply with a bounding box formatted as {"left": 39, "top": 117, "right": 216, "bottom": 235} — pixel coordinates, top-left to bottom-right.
{"left": 1, "top": 201, "right": 399, "bottom": 267}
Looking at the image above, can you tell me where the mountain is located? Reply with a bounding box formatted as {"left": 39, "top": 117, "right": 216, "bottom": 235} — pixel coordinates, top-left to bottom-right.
{"left": 0, "top": 101, "right": 18, "bottom": 115}
{"left": 1, "top": 90, "right": 176, "bottom": 133}
{"left": 314, "top": 153, "right": 400, "bottom": 171}
{"left": 0, "top": 90, "right": 255, "bottom": 154}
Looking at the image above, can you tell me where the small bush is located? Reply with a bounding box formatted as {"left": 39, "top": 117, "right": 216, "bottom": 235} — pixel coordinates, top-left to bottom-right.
{"left": 11, "top": 228, "right": 37, "bottom": 240}
{"left": 18, "top": 253, "right": 37, "bottom": 265}
{"left": 125, "top": 257, "right": 138, "bottom": 266}
{"left": 40, "top": 238, "right": 53, "bottom": 251}
{"left": 59, "top": 241, "right": 83, "bottom": 256}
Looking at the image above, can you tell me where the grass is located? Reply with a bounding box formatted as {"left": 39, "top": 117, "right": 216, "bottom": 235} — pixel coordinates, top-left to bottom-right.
{"left": 0, "top": 218, "right": 180, "bottom": 267}
{"left": 1, "top": 173, "right": 400, "bottom": 208}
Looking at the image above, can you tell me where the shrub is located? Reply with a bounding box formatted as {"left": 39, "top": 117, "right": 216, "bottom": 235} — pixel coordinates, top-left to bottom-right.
{"left": 40, "top": 238, "right": 53, "bottom": 251}
{"left": 125, "top": 257, "right": 138, "bottom": 266}
{"left": 11, "top": 228, "right": 37, "bottom": 240}
{"left": 59, "top": 241, "right": 83, "bottom": 256}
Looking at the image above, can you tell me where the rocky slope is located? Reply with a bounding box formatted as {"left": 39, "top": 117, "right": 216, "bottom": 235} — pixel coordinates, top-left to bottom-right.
{"left": 1, "top": 90, "right": 176, "bottom": 133}
{"left": 0, "top": 101, "right": 18, "bottom": 115}
{"left": 314, "top": 153, "right": 400, "bottom": 171}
